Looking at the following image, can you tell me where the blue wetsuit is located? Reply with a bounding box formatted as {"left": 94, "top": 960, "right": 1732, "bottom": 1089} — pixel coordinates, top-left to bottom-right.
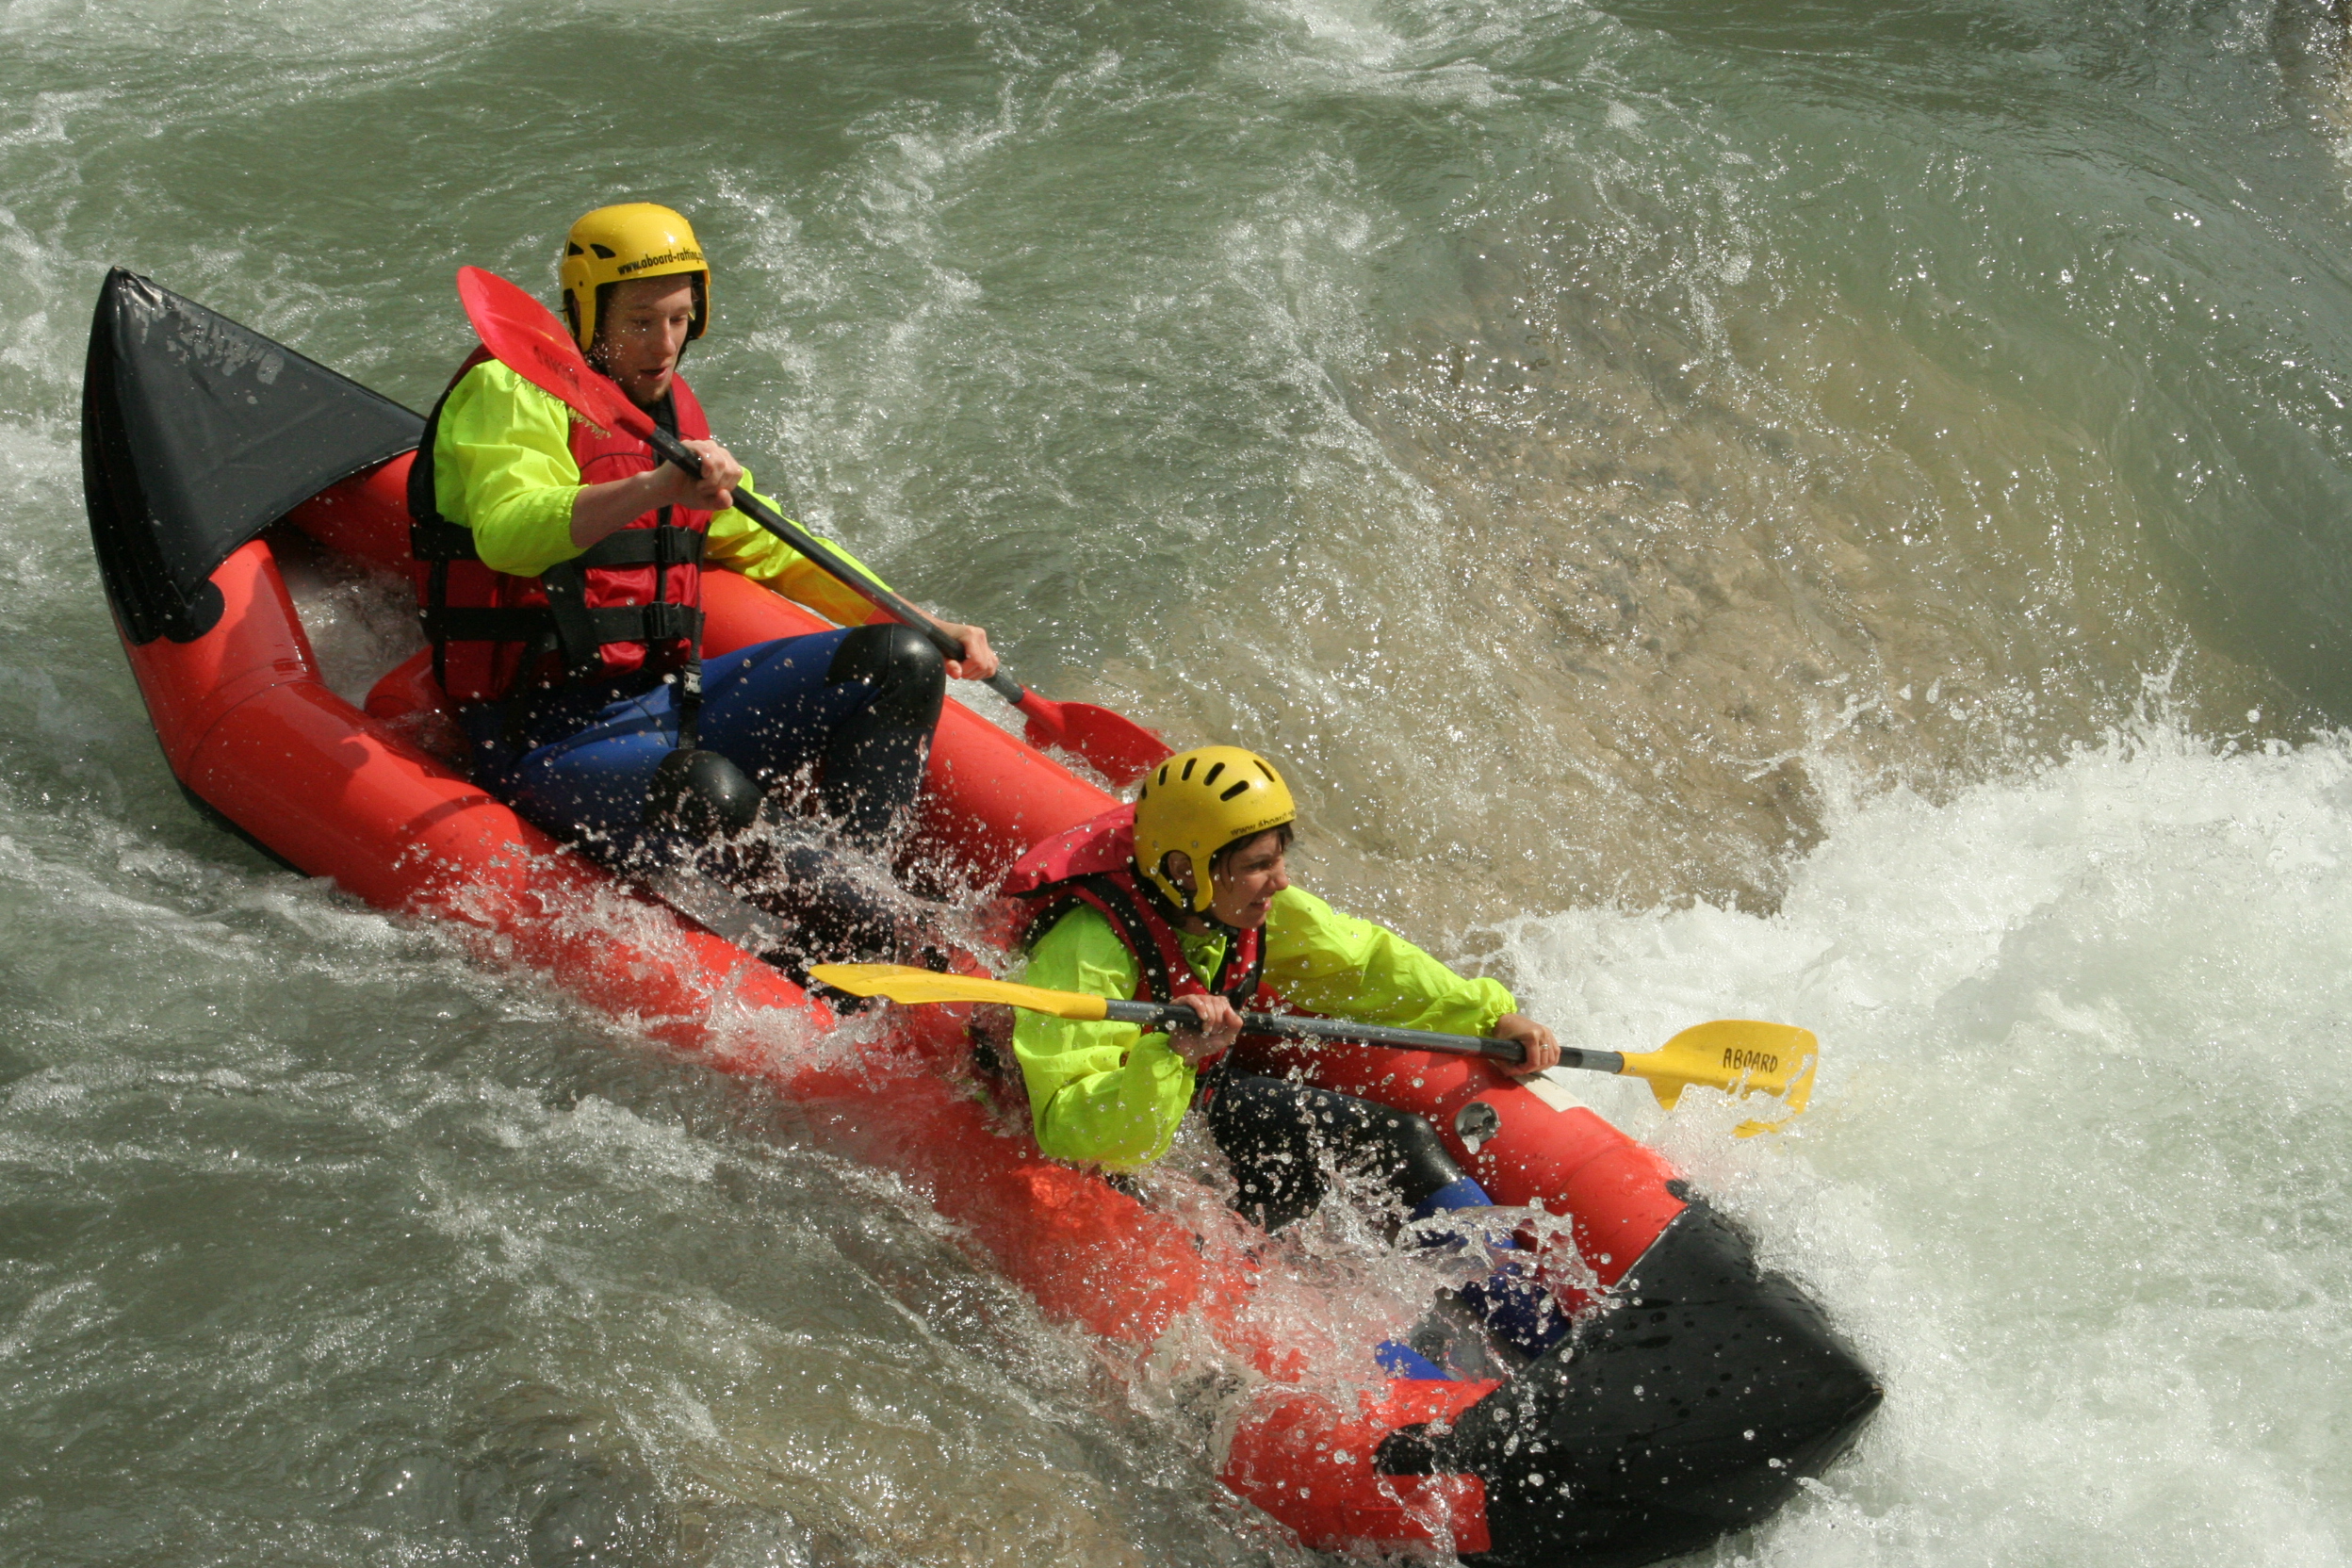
{"left": 462, "top": 622, "right": 948, "bottom": 963}
{"left": 463, "top": 628, "right": 923, "bottom": 859}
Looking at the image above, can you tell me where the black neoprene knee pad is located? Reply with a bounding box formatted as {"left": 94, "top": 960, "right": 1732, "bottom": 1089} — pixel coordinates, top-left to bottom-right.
{"left": 819, "top": 624, "right": 946, "bottom": 848}
{"left": 642, "top": 746, "right": 763, "bottom": 838}
{"left": 827, "top": 623, "right": 946, "bottom": 719}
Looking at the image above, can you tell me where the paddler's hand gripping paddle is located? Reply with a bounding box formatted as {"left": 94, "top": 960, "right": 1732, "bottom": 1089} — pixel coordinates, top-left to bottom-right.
{"left": 453, "top": 266, "right": 1176, "bottom": 786}
{"left": 809, "top": 963, "right": 1818, "bottom": 1133}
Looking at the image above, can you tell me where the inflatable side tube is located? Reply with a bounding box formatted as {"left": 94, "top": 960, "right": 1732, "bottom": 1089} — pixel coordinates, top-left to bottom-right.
{"left": 1220, "top": 1379, "right": 1498, "bottom": 1557}
{"left": 108, "top": 534, "right": 817, "bottom": 1055}
{"left": 286, "top": 447, "right": 417, "bottom": 565}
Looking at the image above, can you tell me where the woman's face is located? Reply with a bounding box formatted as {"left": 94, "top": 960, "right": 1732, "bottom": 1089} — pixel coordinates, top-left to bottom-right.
{"left": 1205, "top": 830, "right": 1290, "bottom": 930}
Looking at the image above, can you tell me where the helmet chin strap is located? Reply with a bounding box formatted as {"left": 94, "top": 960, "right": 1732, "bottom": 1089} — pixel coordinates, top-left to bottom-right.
{"left": 1143, "top": 853, "right": 1238, "bottom": 936}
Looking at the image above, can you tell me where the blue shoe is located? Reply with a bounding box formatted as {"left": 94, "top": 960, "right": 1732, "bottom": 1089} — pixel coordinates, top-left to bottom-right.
{"left": 1376, "top": 1340, "right": 1454, "bottom": 1380}
{"left": 1408, "top": 1178, "right": 1572, "bottom": 1359}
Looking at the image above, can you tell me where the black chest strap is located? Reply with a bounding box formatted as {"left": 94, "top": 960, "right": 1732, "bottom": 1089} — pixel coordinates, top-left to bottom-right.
{"left": 1031, "top": 874, "right": 1265, "bottom": 1007}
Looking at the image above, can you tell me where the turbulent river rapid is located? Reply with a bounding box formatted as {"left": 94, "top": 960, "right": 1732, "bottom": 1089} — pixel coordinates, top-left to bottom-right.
{"left": 7, "top": 0, "right": 2352, "bottom": 1562}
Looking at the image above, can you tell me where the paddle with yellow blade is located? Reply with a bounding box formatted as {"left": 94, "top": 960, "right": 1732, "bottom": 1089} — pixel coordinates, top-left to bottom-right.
{"left": 808, "top": 964, "right": 1817, "bottom": 1132}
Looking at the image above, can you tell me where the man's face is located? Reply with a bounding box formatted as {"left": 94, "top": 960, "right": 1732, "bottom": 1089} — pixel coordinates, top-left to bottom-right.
{"left": 595, "top": 277, "right": 697, "bottom": 406}
{"left": 1206, "top": 831, "right": 1290, "bottom": 930}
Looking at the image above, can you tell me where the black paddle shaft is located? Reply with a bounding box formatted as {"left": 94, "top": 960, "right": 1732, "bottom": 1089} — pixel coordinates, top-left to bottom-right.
{"left": 1102, "top": 998, "right": 1629, "bottom": 1074}
{"left": 644, "top": 425, "right": 1034, "bottom": 708}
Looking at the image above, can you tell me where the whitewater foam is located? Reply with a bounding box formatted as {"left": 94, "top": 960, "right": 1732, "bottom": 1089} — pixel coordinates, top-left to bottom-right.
{"left": 1490, "top": 717, "right": 2352, "bottom": 1562}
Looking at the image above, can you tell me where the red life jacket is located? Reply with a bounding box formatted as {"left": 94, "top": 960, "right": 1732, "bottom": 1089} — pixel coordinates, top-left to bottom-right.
{"left": 406, "top": 347, "right": 713, "bottom": 704}
{"left": 1003, "top": 805, "right": 1267, "bottom": 1009}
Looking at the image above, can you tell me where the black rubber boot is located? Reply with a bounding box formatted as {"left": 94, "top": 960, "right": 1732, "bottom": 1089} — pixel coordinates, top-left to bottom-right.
{"left": 820, "top": 624, "right": 946, "bottom": 849}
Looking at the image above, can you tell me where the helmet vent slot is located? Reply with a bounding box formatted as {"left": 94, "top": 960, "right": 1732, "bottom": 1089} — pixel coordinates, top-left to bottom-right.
{"left": 591, "top": 243, "right": 617, "bottom": 258}
{"left": 1201, "top": 760, "right": 1226, "bottom": 787}
{"left": 1218, "top": 781, "right": 1250, "bottom": 801}
{"left": 1181, "top": 758, "right": 1196, "bottom": 780}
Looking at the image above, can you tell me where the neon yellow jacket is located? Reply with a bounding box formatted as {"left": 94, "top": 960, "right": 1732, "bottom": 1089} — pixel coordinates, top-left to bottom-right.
{"left": 431, "top": 358, "right": 890, "bottom": 625}
{"left": 1011, "top": 887, "right": 1515, "bottom": 1169}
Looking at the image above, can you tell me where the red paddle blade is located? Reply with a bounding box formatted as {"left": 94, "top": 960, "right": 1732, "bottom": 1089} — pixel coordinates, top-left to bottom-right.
{"left": 455, "top": 266, "right": 652, "bottom": 441}
{"left": 1015, "top": 692, "right": 1173, "bottom": 787}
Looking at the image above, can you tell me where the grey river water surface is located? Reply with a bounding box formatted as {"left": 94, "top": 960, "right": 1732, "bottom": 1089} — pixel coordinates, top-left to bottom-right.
{"left": 7, "top": 0, "right": 2352, "bottom": 1562}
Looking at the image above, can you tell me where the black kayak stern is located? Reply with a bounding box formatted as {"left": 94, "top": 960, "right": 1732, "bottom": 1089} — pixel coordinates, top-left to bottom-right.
{"left": 1380, "top": 1200, "right": 1883, "bottom": 1566}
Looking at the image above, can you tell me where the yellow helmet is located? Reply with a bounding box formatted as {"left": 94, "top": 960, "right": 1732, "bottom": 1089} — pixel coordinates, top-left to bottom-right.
{"left": 560, "top": 203, "right": 710, "bottom": 352}
{"left": 1134, "top": 746, "right": 1297, "bottom": 913}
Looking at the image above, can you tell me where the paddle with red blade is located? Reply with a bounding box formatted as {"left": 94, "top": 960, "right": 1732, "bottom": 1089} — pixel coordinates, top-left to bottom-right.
{"left": 453, "top": 265, "right": 1175, "bottom": 786}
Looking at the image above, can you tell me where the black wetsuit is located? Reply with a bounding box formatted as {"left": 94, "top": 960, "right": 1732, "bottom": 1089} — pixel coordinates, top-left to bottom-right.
{"left": 1204, "top": 1072, "right": 1473, "bottom": 1233}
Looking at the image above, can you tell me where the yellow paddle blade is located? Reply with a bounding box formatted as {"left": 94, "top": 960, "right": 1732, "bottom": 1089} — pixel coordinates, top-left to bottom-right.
{"left": 806, "top": 963, "right": 1112, "bottom": 1022}
{"left": 1733, "top": 1043, "right": 1816, "bottom": 1137}
{"left": 1621, "top": 1021, "right": 1818, "bottom": 1130}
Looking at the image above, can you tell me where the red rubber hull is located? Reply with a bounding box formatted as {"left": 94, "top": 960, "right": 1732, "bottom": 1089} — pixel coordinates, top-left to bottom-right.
{"left": 111, "top": 453, "right": 1696, "bottom": 1560}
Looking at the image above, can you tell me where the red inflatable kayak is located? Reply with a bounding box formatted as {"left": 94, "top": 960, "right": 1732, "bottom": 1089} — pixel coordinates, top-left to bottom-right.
{"left": 80, "top": 269, "right": 1880, "bottom": 1566}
